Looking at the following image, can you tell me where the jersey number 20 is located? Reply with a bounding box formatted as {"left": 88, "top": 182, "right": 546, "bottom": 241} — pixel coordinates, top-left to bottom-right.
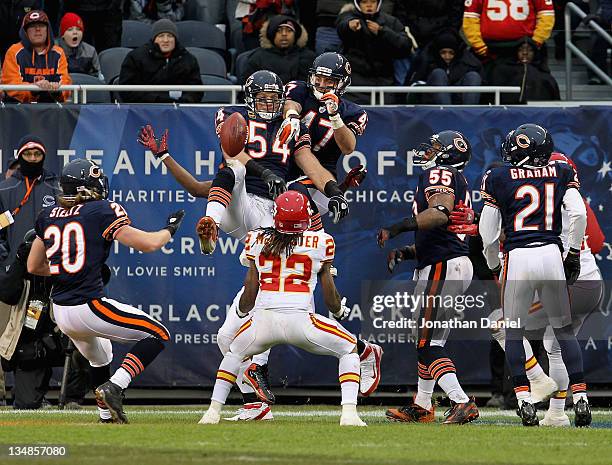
{"left": 44, "top": 222, "right": 85, "bottom": 274}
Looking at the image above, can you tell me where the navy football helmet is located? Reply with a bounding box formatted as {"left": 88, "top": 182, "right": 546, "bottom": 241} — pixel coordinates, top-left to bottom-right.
{"left": 501, "top": 123, "right": 554, "bottom": 168}
{"left": 414, "top": 130, "right": 472, "bottom": 170}
{"left": 60, "top": 158, "right": 108, "bottom": 203}
{"left": 244, "top": 70, "right": 285, "bottom": 121}
{"left": 307, "top": 52, "right": 352, "bottom": 100}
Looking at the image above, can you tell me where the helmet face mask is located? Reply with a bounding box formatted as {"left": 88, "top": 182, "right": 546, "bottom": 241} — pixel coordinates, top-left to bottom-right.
{"left": 413, "top": 131, "right": 471, "bottom": 170}
{"left": 244, "top": 71, "right": 285, "bottom": 121}
{"left": 308, "top": 52, "right": 351, "bottom": 100}
{"left": 502, "top": 124, "right": 553, "bottom": 169}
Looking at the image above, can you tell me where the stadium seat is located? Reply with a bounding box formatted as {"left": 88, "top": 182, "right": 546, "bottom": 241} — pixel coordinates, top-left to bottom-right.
{"left": 187, "top": 47, "right": 226, "bottom": 78}
{"left": 121, "top": 20, "right": 152, "bottom": 48}
{"left": 176, "top": 21, "right": 226, "bottom": 56}
{"left": 200, "top": 75, "right": 234, "bottom": 103}
{"left": 234, "top": 49, "right": 256, "bottom": 84}
{"left": 98, "top": 47, "right": 132, "bottom": 84}
{"left": 69, "top": 73, "right": 109, "bottom": 103}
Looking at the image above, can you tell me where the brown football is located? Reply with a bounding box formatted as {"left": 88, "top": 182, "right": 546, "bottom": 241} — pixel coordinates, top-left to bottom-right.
{"left": 220, "top": 112, "right": 248, "bottom": 157}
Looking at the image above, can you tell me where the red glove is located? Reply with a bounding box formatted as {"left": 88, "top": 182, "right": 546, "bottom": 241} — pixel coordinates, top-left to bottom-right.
{"left": 340, "top": 164, "right": 367, "bottom": 191}
{"left": 138, "top": 124, "right": 169, "bottom": 159}
{"left": 320, "top": 92, "right": 340, "bottom": 115}
{"left": 447, "top": 224, "right": 478, "bottom": 236}
{"left": 449, "top": 201, "right": 475, "bottom": 225}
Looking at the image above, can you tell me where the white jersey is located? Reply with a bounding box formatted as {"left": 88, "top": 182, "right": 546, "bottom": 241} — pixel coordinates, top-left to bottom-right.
{"left": 243, "top": 229, "right": 335, "bottom": 313}
{"left": 560, "top": 203, "right": 600, "bottom": 281}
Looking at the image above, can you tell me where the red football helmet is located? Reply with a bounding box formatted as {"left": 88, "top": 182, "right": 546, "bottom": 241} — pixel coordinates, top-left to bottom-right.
{"left": 549, "top": 152, "right": 578, "bottom": 174}
{"left": 274, "top": 191, "right": 311, "bottom": 234}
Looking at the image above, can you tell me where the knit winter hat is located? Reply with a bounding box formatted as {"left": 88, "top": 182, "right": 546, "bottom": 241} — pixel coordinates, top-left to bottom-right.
{"left": 60, "top": 13, "right": 84, "bottom": 37}
{"left": 267, "top": 15, "right": 301, "bottom": 43}
{"left": 152, "top": 19, "right": 178, "bottom": 40}
{"left": 434, "top": 31, "right": 460, "bottom": 53}
{"left": 17, "top": 135, "right": 47, "bottom": 159}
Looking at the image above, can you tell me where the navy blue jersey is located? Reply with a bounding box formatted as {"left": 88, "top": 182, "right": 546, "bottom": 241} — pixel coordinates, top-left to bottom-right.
{"left": 481, "top": 163, "right": 580, "bottom": 252}
{"left": 285, "top": 80, "right": 367, "bottom": 179}
{"left": 215, "top": 106, "right": 311, "bottom": 199}
{"left": 35, "top": 200, "right": 131, "bottom": 305}
{"left": 413, "top": 166, "right": 470, "bottom": 269}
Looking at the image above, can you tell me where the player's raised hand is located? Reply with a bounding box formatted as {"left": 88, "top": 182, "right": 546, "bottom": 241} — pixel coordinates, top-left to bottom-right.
{"left": 447, "top": 223, "right": 479, "bottom": 236}
{"left": 340, "top": 164, "right": 367, "bottom": 191}
{"left": 321, "top": 92, "right": 339, "bottom": 116}
{"left": 261, "top": 170, "right": 287, "bottom": 200}
{"left": 333, "top": 297, "right": 351, "bottom": 321}
{"left": 277, "top": 109, "right": 301, "bottom": 145}
{"left": 328, "top": 194, "right": 349, "bottom": 223}
{"left": 138, "top": 124, "right": 169, "bottom": 159}
{"left": 387, "top": 246, "right": 416, "bottom": 273}
{"left": 449, "top": 201, "right": 475, "bottom": 225}
{"left": 165, "top": 209, "right": 185, "bottom": 236}
{"left": 563, "top": 249, "right": 581, "bottom": 285}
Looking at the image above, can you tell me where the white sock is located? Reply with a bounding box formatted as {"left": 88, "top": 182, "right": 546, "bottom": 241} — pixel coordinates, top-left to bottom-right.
{"left": 206, "top": 202, "right": 226, "bottom": 225}
{"left": 523, "top": 339, "right": 545, "bottom": 382}
{"left": 342, "top": 403, "right": 358, "bottom": 416}
{"left": 415, "top": 377, "right": 435, "bottom": 410}
{"left": 515, "top": 388, "right": 533, "bottom": 406}
{"left": 208, "top": 400, "right": 223, "bottom": 414}
{"left": 211, "top": 353, "right": 241, "bottom": 404}
{"left": 96, "top": 398, "right": 112, "bottom": 420}
{"left": 338, "top": 353, "right": 360, "bottom": 405}
{"left": 437, "top": 373, "right": 469, "bottom": 404}
{"left": 109, "top": 367, "right": 131, "bottom": 390}
{"left": 252, "top": 349, "right": 270, "bottom": 366}
{"left": 549, "top": 391, "right": 567, "bottom": 415}
{"left": 545, "top": 338, "right": 570, "bottom": 395}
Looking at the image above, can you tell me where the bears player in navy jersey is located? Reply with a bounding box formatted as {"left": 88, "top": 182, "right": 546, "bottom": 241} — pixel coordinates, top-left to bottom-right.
{"left": 279, "top": 52, "right": 368, "bottom": 221}
{"left": 377, "top": 130, "right": 479, "bottom": 425}
{"left": 479, "top": 124, "right": 591, "bottom": 427}
{"left": 27, "top": 159, "right": 185, "bottom": 424}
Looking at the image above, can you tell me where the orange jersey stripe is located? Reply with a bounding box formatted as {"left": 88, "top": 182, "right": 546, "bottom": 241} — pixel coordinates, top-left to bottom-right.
{"left": 418, "top": 262, "right": 443, "bottom": 348}
{"left": 91, "top": 300, "right": 169, "bottom": 340}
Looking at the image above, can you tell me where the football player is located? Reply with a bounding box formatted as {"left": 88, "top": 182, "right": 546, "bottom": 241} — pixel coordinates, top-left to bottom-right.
{"left": 377, "top": 130, "right": 479, "bottom": 425}
{"left": 27, "top": 158, "right": 184, "bottom": 423}
{"left": 479, "top": 124, "right": 591, "bottom": 427}
{"left": 199, "top": 190, "right": 366, "bottom": 427}
{"left": 278, "top": 52, "right": 368, "bottom": 221}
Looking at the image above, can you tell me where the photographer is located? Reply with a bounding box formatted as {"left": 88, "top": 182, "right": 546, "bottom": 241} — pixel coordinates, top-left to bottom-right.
{"left": 0, "top": 230, "right": 64, "bottom": 409}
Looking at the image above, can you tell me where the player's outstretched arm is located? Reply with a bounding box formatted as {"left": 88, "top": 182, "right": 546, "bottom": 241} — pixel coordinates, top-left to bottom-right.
{"left": 115, "top": 210, "right": 185, "bottom": 253}
{"left": 138, "top": 125, "right": 211, "bottom": 198}
{"left": 238, "top": 260, "right": 260, "bottom": 315}
{"left": 479, "top": 205, "right": 502, "bottom": 271}
{"left": 27, "top": 237, "right": 51, "bottom": 276}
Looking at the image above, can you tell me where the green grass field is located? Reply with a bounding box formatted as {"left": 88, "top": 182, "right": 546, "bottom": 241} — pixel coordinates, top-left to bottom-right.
{"left": 1, "top": 406, "right": 611, "bottom": 465}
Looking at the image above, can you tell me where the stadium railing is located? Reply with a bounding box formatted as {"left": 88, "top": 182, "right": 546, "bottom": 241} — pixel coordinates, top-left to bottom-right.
{"left": 0, "top": 84, "right": 522, "bottom": 105}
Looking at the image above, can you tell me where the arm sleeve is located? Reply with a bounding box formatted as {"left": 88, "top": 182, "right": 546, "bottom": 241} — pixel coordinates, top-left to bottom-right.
{"left": 533, "top": 0, "right": 556, "bottom": 45}
{"left": 99, "top": 202, "right": 132, "bottom": 241}
{"left": 91, "top": 51, "right": 102, "bottom": 80}
{"left": 320, "top": 234, "right": 336, "bottom": 264}
{"left": 463, "top": 0, "right": 487, "bottom": 54}
{"left": 344, "top": 108, "right": 368, "bottom": 136}
{"left": 285, "top": 80, "right": 308, "bottom": 106}
{"left": 585, "top": 202, "right": 605, "bottom": 254}
{"left": 1, "top": 46, "right": 33, "bottom": 103}
{"left": 57, "top": 49, "right": 72, "bottom": 102}
{"left": 562, "top": 187, "right": 587, "bottom": 251}
{"left": 480, "top": 204, "right": 502, "bottom": 270}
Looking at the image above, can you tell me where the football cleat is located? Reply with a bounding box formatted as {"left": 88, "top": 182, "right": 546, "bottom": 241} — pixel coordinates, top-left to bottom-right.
{"left": 340, "top": 413, "right": 367, "bottom": 427}
{"left": 359, "top": 342, "right": 383, "bottom": 396}
{"left": 243, "top": 363, "right": 275, "bottom": 405}
{"left": 530, "top": 375, "right": 558, "bottom": 404}
{"left": 94, "top": 381, "right": 128, "bottom": 424}
{"left": 517, "top": 401, "right": 539, "bottom": 427}
{"left": 541, "top": 411, "right": 570, "bottom": 427}
{"left": 442, "top": 398, "right": 479, "bottom": 425}
{"left": 196, "top": 216, "right": 218, "bottom": 255}
{"left": 573, "top": 398, "right": 592, "bottom": 427}
{"left": 97, "top": 417, "right": 116, "bottom": 424}
{"left": 198, "top": 408, "right": 221, "bottom": 425}
{"left": 386, "top": 401, "right": 435, "bottom": 423}
{"left": 224, "top": 402, "right": 273, "bottom": 421}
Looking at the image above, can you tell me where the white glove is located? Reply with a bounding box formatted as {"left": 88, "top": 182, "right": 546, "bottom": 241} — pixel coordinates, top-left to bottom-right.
{"left": 333, "top": 297, "right": 351, "bottom": 321}
{"left": 169, "top": 90, "right": 183, "bottom": 100}
{"left": 277, "top": 109, "right": 301, "bottom": 144}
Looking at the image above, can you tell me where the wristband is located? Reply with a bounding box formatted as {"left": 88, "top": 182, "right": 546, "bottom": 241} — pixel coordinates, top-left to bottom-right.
{"left": 158, "top": 152, "right": 170, "bottom": 161}
{"left": 329, "top": 113, "right": 344, "bottom": 130}
{"left": 433, "top": 205, "right": 451, "bottom": 218}
{"left": 324, "top": 180, "right": 343, "bottom": 198}
{"left": 286, "top": 109, "right": 299, "bottom": 118}
{"left": 568, "top": 247, "right": 580, "bottom": 255}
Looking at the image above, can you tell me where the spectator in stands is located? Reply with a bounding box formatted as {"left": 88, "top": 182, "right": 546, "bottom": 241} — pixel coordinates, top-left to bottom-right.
{"left": 410, "top": 29, "right": 483, "bottom": 105}
{"left": 336, "top": 0, "right": 412, "bottom": 102}
{"left": 240, "top": 15, "right": 315, "bottom": 85}
{"left": 584, "top": 0, "right": 612, "bottom": 84}
{"left": 487, "top": 37, "right": 560, "bottom": 104}
{"left": 1, "top": 10, "right": 72, "bottom": 104}
{"left": 118, "top": 19, "right": 203, "bottom": 103}
{"left": 0, "top": 1, "right": 43, "bottom": 62}
{"left": 239, "top": 0, "right": 296, "bottom": 51}
{"left": 63, "top": 0, "right": 122, "bottom": 52}
{"left": 463, "top": 0, "right": 555, "bottom": 61}
{"left": 128, "top": 0, "right": 185, "bottom": 23}
{"left": 57, "top": 13, "right": 103, "bottom": 80}
{"left": 394, "top": 0, "right": 463, "bottom": 51}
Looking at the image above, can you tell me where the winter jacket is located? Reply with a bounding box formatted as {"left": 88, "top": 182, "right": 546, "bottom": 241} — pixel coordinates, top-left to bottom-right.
{"left": 58, "top": 38, "right": 102, "bottom": 79}
{"left": 411, "top": 30, "right": 482, "bottom": 85}
{"left": 0, "top": 170, "right": 59, "bottom": 266}
{"left": 487, "top": 40, "right": 560, "bottom": 104}
{"left": 0, "top": 0, "right": 43, "bottom": 61}
{"left": 394, "top": 0, "right": 463, "bottom": 49}
{"left": 316, "top": 0, "right": 395, "bottom": 28}
{"left": 336, "top": 4, "right": 412, "bottom": 86}
{"left": 1, "top": 19, "right": 72, "bottom": 103}
{"left": 240, "top": 16, "right": 315, "bottom": 85}
{"left": 118, "top": 40, "right": 203, "bottom": 103}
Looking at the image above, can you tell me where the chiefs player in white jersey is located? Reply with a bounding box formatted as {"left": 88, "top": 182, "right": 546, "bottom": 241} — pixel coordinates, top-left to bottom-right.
{"left": 199, "top": 190, "right": 366, "bottom": 426}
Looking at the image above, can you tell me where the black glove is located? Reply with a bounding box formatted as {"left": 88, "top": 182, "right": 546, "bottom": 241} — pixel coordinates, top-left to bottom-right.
{"left": 15, "top": 241, "right": 31, "bottom": 266}
{"left": 328, "top": 195, "right": 349, "bottom": 224}
{"left": 387, "top": 246, "right": 416, "bottom": 273}
{"left": 261, "top": 169, "right": 287, "bottom": 200}
{"left": 101, "top": 263, "right": 111, "bottom": 286}
{"left": 563, "top": 249, "right": 581, "bottom": 285}
{"left": 165, "top": 210, "right": 185, "bottom": 237}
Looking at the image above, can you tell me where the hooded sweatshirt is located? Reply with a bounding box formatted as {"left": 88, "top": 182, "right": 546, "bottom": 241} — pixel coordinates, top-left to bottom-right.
{"left": 1, "top": 10, "right": 72, "bottom": 103}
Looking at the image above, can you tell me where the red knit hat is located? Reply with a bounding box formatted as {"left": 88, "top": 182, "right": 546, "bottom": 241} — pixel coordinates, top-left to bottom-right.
{"left": 60, "top": 12, "right": 84, "bottom": 37}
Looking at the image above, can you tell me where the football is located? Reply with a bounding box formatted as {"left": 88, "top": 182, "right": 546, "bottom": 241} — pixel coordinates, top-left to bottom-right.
{"left": 220, "top": 112, "right": 248, "bottom": 157}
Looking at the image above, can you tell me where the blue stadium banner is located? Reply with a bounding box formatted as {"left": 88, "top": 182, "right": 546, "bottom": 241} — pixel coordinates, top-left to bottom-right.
{"left": 1, "top": 104, "right": 610, "bottom": 387}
